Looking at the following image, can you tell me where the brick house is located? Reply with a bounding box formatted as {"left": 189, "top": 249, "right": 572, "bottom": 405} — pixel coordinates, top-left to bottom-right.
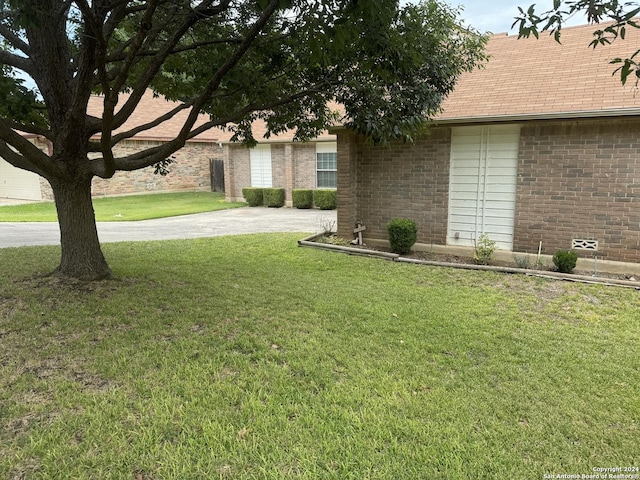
{"left": 223, "top": 125, "right": 337, "bottom": 206}
{"left": 2, "top": 90, "right": 337, "bottom": 204}
{"left": 334, "top": 23, "right": 640, "bottom": 267}
{"left": 0, "top": 135, "right": 51, "bottom": 201}
{"left": 1, "top": 90, "right": 223, "bottom": 201}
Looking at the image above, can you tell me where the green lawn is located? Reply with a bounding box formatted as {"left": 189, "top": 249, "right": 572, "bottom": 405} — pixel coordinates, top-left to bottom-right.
{"left": 0, "top": 191, "right": 246, "bottom": 222}
{"left": 1, "top": 235, "right": 638, "bottom": 479}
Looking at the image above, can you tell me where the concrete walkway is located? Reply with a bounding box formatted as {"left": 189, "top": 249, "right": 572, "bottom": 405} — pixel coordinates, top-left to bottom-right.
{"left": 0, "top": 207, "right": 337, "bottom": 248}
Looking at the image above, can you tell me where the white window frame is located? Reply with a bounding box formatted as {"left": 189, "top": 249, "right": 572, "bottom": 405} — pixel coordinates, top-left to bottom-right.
{"left": 316, "top": 142, "right": 337, "bottom": 189}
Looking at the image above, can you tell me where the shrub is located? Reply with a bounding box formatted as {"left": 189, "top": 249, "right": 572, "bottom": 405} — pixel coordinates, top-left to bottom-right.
{"left": 320, "top": 234, "right": 350, "bottom": 246}
{"left": 313, "top": 189, "right": 337, "bottom": 210}
{"left": 513, "top": 254, "right": 531, "bottom": 269}
{"left": 553, "top": 250, "right": 578, "bottom": 273}
{"left": 387, "top": 218, "right": 417, "bottom": 255}
{"left": 292, "top": 189, "right": 313, "bottom": 209}
{"left": 242, "top": 187, "right": 263, "bottom": 207}
{"left": 319, "top": 216, "right": 337, "bottom": 234}
{"left": 263, "top": 188, "right": 285, "bottom": 208}
{"left": 474, "top": 233, "right": 496, "bottom": 265}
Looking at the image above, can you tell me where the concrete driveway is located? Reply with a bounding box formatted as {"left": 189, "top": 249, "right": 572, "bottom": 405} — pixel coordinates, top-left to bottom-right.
{"left": 0, "top": 207, "right": 337, "bottom": 248}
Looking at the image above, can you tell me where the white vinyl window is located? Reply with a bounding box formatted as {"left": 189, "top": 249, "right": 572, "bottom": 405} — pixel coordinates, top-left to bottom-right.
{"left": 250, "top": 144, "right": 272, "bottom": 188}
{"left": 316, "top": 142, "right": 337, "bottom": 189}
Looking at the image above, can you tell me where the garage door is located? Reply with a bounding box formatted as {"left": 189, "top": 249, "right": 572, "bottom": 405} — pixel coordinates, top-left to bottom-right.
{"left": 0, "top": 158, "right": 42, "bottom": 200}
{"left": 447, "top": 125, "right": 520, "bottom": 250}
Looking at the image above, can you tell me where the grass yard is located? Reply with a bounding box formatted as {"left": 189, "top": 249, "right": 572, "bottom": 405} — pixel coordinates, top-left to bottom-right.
{"left": 0, "top": 191, "right": 245, "bottom": 222}
{"left": 0, "top": 234, "right": 638, "bottom": 479}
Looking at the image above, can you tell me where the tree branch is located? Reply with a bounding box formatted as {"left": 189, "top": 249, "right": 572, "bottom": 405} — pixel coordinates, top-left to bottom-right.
{"left": 86, "top": 99, "right": 192, "bottom": 154}
{"left": 109, "top": 0, "right": 233, "bottom": 131}
{"left": 0, "top": 24, "right": 31, "bottom": 56}
{"left": 102, "top": 0, "right": 136, "bottom": 39}
{"left": 0, "top": 146, "right": 50, "bottom": 178}
{"left": 0, "top": 140, "right": 48, "bottom": 177}
{"left": 0, "top": 119, "right": 49, "bottom": 163}
{"left": 72, "top": 0, "right": 102, "bottom": 108}
{"left": 3, "top": 119, "right": 52, "bottom": 139}
{"left": 74, "top": 0, "right": 120, "bottom": 176}
{"left": 105, "top": 37, "right": 243, "bottom": 63}
{"left": 107, "top": 142, "right": 173, "bottom": 173}
{"left": 109, "top": 0, "right": 161, "bottom": 95}
{"left": 174, "top": 0, "right": 282, "bottom": 145}
{"left": 0, "top": 120, "right": 52, "bottom": 177}
{"left": 112, "top": 101, "right": 192, "bottom": 144}
{"left": 0, "top": 50, "right": 33, "bottom": 74}
{"left": 108, "top": 84, "right": 328, "bottom": 174}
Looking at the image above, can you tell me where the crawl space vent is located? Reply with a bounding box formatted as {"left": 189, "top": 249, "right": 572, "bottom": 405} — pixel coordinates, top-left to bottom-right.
{"left": 572, "top": 239, "right": 599, "bottom": 251}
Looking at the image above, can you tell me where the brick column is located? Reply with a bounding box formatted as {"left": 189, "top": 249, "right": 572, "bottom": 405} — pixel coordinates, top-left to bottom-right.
{"left": 284, "top": 143, "right": 294, "bottom": 206}
{"left": 223, "top": 144, "right": 234, "bottom": 202}
{"left": 336, "top": 130, "right": 358, "bottom": 239}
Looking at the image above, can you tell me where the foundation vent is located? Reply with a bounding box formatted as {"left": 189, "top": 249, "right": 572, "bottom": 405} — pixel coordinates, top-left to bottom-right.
{"left": 572, "top": 239, "right": 599, "bottom": 251}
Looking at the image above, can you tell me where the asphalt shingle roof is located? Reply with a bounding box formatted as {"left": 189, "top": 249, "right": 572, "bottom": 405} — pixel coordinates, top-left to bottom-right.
{"left": 439, "top": 21, "right": 640, "bottom": 122}
{"left": 87, "top": 90, "right": 220, "bottom": 143}
{"left": 87, "top": 90, "right": 338, "bottom": 144}
{"left": 89, "top": 21, "right": 640, "bottom": 142}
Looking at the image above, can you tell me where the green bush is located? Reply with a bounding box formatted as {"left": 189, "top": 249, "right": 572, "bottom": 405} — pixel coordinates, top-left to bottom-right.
{"left": 553, "top": 250, "right": 578, "bottom": 273}
{"left": 242, "top": 187, "right": 263, "bottom": 207}
{"left": 387, "top": 218, "right": 417, "bottom": 255}
{"left": 263, "top": 188, "right": 285, "bottom": 208}
{"left": 313, "top": 189, "right": 337, "bottom": 210}
{"left": 292, "top": 189, "right": 313, "bottom": 209}
{"left": 474, "top": 233, "right": 496, "bottom": 265}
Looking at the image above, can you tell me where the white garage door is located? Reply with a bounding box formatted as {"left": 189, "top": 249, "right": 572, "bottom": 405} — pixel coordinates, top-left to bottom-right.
{"left": 447, "top": 125, "right": 520, "bottom": 250}
{"left": 0, "top": 158, "right": 42, "bottom": 200}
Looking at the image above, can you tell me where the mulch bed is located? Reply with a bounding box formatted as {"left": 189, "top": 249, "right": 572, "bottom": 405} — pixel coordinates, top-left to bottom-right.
{"left": 315, "top": 235, "right": 639, "bottom": 283}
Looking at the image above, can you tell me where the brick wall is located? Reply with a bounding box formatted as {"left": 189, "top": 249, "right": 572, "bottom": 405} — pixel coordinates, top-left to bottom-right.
{"left": 337, "top": 128, "right": 451, "bottom": 244}
{"left": 294, "top": 144, "right": 317, "bottom": 189}
{"left": 515, "top": 119, "right": 640, "bottom": 262}
{"left": 338, "top": 118, "right": 640, "bottom": 264}
{"left": 337, "top": 132, "right": 359, "bottom": 238}
{"left": 225, "top": 142, "right": 319, "bottom": 203}
{"left": 224, "top": 145, "right": 250, "bottom": 202}
{"left": 40, "top": 140, "right": 221, "bottom": 201}
{"left": 271, "top": 144, "right": 286, "bottom": 195}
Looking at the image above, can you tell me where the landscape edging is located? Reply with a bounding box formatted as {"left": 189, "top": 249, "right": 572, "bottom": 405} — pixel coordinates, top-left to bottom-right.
{"left": 299, "top": 234, "right": 640, "bottom": 290}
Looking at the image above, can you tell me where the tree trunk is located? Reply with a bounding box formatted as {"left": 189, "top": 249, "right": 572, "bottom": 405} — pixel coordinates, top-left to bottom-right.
{"left": 50, "top": 177, "right": 113, "bottom": 280}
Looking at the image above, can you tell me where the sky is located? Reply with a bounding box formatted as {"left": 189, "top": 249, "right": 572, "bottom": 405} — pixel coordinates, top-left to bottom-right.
{"left": 451, "top": 0, "right": 534, "bottom": 33}
{"left": 411, "top": 0, "right": 588, "bottom": 34}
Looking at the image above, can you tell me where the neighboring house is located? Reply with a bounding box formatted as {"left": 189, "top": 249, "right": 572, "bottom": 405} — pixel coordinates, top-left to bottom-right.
{"left": 334, "top": 22, "right": 640, "bottom": 265}
{"left": 84, "top": 90, "right": 224, "bottom": 200}
{"left": 0, "top": 135, "right": 50, "bottom": 201}
{"left": 1, "top": 90, "right": 224, "bottom": 201}
{"left": 223, "top": 120, "right": 337, "bottom": 205}
{"left": 1, "top": 90, "right": 336, "bottom": 204}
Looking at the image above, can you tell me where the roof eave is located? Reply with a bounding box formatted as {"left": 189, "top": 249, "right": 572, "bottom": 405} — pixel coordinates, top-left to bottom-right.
{"left": 89, "top": 135, "right": 220, "bottom": 143}
{"left": 220, "top": 135, "right": 337, "bottom": 145}
{"left": 328, "top": 109, "right": 640, "bottom": 135}
{"left": 435, "top": 108, "right": 640, "bottom": 124}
